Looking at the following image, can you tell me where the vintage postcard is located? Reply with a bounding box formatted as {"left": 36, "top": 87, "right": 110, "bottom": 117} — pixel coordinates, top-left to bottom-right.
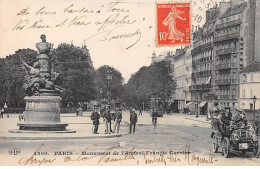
{"left": 0, "top": 0, "right": 260, "bottom": 166}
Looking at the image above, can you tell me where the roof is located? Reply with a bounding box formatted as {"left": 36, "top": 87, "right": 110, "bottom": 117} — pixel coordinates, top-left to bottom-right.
{"left": 220, "top": 2, "right": 247, "bottom": 19}
{"left": 241, "top": 61, "right": 260, "bottom": 73}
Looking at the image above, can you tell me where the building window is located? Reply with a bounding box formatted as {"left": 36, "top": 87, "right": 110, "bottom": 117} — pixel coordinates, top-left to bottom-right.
{"left": 242, "top": 89, "right": 245, "bottom": 98}
{"left": 242, "top": 74, "right": 247, "bottom": 83}
{"left": 250, "top": 89, "right": 253, "bottom": 98}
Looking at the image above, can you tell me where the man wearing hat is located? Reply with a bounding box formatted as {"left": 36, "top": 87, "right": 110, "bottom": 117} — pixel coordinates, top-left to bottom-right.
{"left": 104, "top": 105, "right": 112, "bottom": 134}
{"left": 90, "top": 105, "right": 100, "bottom": 134}
{"left": 113, "top": 108, "right": 122, "bottom": 133}
{"left": 129, "top": 109, "right": 138, "bottom": 134}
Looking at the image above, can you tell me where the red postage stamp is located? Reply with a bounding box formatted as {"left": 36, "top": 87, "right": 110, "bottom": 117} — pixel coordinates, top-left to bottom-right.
{"left": 157, "top": 3, "right": 191, "bottom": 46}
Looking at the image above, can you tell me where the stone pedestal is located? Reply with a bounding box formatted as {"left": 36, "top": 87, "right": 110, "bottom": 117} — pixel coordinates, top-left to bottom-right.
{"left": 17, "top": 94, "right": 68, "bottom": 131}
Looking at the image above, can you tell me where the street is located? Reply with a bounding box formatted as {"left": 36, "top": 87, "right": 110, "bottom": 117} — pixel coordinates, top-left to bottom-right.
{"left": 0, "top": 111, "right": 259, "bottom": 165}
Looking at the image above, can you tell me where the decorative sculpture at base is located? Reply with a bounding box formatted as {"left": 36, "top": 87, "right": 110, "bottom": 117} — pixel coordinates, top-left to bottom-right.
{"left": 14, "top": 34, "right": 73, "bottom": 132}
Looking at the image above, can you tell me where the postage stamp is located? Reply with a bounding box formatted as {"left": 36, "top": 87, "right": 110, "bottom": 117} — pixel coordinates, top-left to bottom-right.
{"left": 156, "top": 3, "right": 191, "bottom": 46}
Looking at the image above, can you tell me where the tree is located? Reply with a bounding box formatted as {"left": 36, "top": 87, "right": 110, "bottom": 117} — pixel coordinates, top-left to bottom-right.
{"left": 95, "top": 65, "right": 124, "bottom": 101}
{"left": 3, "top": 49, "right": 38, "bottom": 107}
{"left": 0, "top": 44, "right": 96, "bottom": 108}
{"left": 53, "top": 43, "right": 96, "bottom": 107}
{"left": 122, "top": 60, "right": 176, "bottom": 107}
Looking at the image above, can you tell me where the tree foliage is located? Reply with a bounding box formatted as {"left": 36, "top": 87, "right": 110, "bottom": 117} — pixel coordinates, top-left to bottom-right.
{"left": 0, "top": 44, "right": 96, "bottom": 108}
{"left": 52, "top": 44, "right": 96, "bottom": 107}
{"left": 122, "top": 60, "right": 176, "bottom": 105}
{"left": 2, "top": 49, "right": 38, "bottom": 107}
{"left": 94, "top": 65, "right": 124, "bottom": 101}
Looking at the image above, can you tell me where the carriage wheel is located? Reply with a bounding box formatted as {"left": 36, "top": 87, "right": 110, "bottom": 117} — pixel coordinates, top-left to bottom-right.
{"left": 222, "top": 137, "right": 230, "bottom": 158}
{"left": 253, "top": 140, "right": 260, "bottom": 158}
{"left": 212, "top": 134, "right": 218, "bottom": 153}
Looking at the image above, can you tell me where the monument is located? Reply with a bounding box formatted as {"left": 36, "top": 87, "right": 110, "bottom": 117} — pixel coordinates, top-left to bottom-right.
{"left": 11, "top": 35, "right": 74, "bottom": 132}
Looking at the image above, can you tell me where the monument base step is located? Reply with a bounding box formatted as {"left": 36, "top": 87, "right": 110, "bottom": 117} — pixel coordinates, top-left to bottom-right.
{"left": 8, "top": 129, "right": 76, "bottom": 134}
{"left": 17, "top": 122, "right": 68, "bottom": 131}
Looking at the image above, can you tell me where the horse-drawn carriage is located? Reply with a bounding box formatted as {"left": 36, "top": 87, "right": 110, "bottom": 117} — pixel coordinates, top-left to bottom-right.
{"left": 211, "top": 108, "right": 260, "bottom": 158}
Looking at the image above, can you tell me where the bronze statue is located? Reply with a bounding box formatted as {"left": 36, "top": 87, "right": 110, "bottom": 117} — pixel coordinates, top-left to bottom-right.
{"left": 20, "top": 34, "right": 64, "bottom": 96}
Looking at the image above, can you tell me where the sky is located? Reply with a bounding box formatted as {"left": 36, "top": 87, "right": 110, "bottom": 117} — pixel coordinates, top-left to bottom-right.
{"left": 0, "top": 0, "right": 222, "bottom": 82}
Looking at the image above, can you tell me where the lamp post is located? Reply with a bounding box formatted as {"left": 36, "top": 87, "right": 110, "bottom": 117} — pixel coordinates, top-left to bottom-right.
{"left": 195, "top": 96, "right": 199, "bottom": 118}
{"left": 106, "top": 68, "right": 113, "bottom": 104}
{"left": 253, "top": 96, "right": 257, "bottom": 118}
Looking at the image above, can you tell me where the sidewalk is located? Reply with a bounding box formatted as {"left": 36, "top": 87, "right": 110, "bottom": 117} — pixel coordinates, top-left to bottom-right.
{"left": 0, "top": 111, "right": 211, "bottom": 140}
{"left": 0, "top": 112, "right": 128, "bottom": 140}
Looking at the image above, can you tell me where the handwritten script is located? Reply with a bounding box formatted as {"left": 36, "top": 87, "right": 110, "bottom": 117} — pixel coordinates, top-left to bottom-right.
{"left": 17, "top": 141, "right": 215, "bottom": 166}
{"left": 12, "top": 2, "right": 141, "bottom": 50}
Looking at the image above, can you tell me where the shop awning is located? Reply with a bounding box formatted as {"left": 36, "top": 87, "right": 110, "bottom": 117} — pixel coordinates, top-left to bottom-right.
{"left": 206, "top": 76, "right": 211, "bottom": 84}
{"left": 199, "top": 101, "right": 207, "bottom": 108}
{"left": 184, "top": 102, "right": 194, "bottom": 108}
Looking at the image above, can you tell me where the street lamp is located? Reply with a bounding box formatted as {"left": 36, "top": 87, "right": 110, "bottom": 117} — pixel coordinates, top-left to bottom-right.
{"left": 106, "top": 68, "right": 113, "bottom": 104}
{"left": 195, "top": 96, "right": 199, "bottom": 118}
{"left": 253, "top": 96, "right": 257, "bottom": 118}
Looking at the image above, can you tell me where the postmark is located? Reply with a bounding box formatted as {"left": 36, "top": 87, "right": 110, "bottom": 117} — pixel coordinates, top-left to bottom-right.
{"left": 156, "top": 3, "right": 191, "bottom": 46}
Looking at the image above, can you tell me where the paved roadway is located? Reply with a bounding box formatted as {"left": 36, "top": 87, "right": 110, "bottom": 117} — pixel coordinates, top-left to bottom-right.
{"left": 0, "top": 111, "right": 259, "bottom": 165}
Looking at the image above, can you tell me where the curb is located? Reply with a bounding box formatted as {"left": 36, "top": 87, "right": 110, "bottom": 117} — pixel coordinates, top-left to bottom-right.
{"left": 0, "top": 133, "right": 128, "bottom": 140}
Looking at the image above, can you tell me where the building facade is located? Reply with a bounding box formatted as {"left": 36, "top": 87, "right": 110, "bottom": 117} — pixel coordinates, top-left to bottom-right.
{"left": 173, "top": 46, "right": 192, "bottom": 111}
{"left": 213, "top": 0, "right": 257, "bottom": 108}
{"left": 240, "top": 62, "right": 260, "bottom": 110}
{"left": 190, "top": 3, "right": 230, "bottom": 104}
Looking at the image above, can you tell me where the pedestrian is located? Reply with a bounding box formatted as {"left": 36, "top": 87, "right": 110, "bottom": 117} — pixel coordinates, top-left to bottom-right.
{"left": 129, "top": 109, "right": 138, "bottom": 134}
{"left": 0, "top": 107, "right": 4, "bottom": 118}
{"left": 90, "top": 105, "right": 100, "bottom": 134}
{"left": 138, "top": 107, "right": 142, "bottom": 116}
{"left": 104, "top": 106, "right": 112, "bottom": 134}
{"left": 113, "top": 108, "right": 122, "bottom": 133}
{"left": 151, "top": 107, "right": 158, "bottom": 129}
{"left": 77, "top": 107, "right": 83, "bottom": 116}
{"left": 129, "top": 107, "right": 133, "bottom": 114}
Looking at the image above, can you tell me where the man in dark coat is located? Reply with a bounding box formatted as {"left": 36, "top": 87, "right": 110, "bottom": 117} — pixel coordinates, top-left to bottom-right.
{"left": 151, "top": 108, "right": 158, "bottom": 129}
{"left": 104, "top": 106, "right": 112, "bottom": 134}
{"left": 90, "top": 106, "right": 100, "bottom": 134}
{"left": 129, "top": 109, "right": 138, "bottom": 134}
{"left": 138, "top": 107, "right": 142, "bottom": 115}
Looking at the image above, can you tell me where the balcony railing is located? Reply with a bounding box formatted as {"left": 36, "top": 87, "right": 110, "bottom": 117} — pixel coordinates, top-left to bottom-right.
{"left": 215, "top": 78, "right": 238, "bottom": 85}
{"left": 216, "top": 48, "right": 236, "bottom": 55}
{"left": 189, "top": 84, "right": 211, "bottom": 90}
{"left": 220, "top": 95, "right": 229, "bottom": 99}
{"left": 191, "top": 42, "right": 213, "bottom": 55}
{"left": 215, "top": 63, "right": 237, "bottom": 70}
{"left": 216, "top": 19, "right": 242, "bottom": 30}
{"left": 214, "top": 32, "right": 240, "bottom": 42}
{"left": 219, "top": 95, "right": 237, "bottom": 100}
{"left": 191, "top": 70, "right": 212, "bottom": 78}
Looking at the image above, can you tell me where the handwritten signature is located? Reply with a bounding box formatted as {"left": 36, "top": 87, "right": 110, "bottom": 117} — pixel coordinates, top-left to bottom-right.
{"left": 85, "top": 26, "right": 141, "bottom": 50}
{"left": 18, "top": 144, "right": 56, "bottom": 166}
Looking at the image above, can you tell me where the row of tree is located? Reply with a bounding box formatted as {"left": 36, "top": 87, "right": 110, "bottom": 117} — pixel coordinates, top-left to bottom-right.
{"left": 122, "top": 60, "right": 176, "bottom": 107}
{"left": 0, "top": 44, "right": 176, "bottom": 108}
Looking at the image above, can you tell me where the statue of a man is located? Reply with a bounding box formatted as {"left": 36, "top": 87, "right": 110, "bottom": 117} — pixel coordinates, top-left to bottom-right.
{"left": 36, "top": 34, "right": 52, "bottom": 55}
